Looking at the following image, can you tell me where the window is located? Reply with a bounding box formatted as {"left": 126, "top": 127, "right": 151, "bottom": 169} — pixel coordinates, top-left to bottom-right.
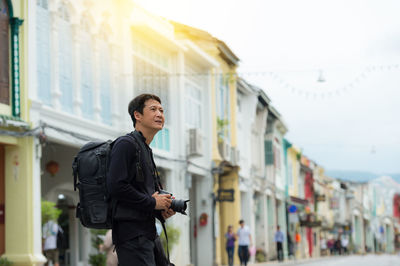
{"left": 98, "top": 27, "right": 112, "bottom": 125}
{"left": 217, "top": 74, "right": 230, "bottom": 139}
{"left": 288, "top": 161, "right": 293, "bottom": 188}
{"left": 36, "top": 0, "right": 51, "bottom": 105}
{"left": 265, "top": 140, "right": 274, "bottom": 165}
{"left": 58, "top": 3, "right": 73, "bottom": 113}
{"left": 0, "top": 0, "right": 10, "bottom": 104}
{"left": 274, "top": 145, "right": 281, "bottom": 170}
{"left": 37, "top": 0, "right": 48, "bottom": 9}
{"left": 80, "top": 17, "right": 93, "bottom": 119}
{"left": 133, "top": 39, "right": 170, "bottom": 151}
{"left": 185, "top": 82, "right": 202, "bottom": 128}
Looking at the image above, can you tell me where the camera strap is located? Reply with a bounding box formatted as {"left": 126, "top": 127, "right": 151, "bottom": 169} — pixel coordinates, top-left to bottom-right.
{"left": 128, "top": 132, "right": 172, "bottom": 264}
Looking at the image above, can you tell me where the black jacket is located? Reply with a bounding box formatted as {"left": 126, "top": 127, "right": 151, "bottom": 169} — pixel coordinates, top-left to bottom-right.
{"left": 107, "top": 130, "right": 163, "bottom": 244}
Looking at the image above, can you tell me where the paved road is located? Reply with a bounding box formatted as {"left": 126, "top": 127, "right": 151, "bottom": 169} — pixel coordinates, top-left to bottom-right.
{"left": 249, "top": 254, "right": 400, "bottom": 266}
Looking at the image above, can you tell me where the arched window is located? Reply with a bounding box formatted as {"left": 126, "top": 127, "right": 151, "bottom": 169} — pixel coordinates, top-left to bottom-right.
{"left": 80, "top": 17, "right": 93, "bottom": 119}
{"left": 58, "top": 3, "right": 73, "bottom": 113}
{"left": 99, "top": 27, "right": 112, "bottom": 125}
{"left": 36, "top": 0, "right": 51, "bottom": 105}
{"left": 0, "top": 0, "right": 10, "bottom": 105}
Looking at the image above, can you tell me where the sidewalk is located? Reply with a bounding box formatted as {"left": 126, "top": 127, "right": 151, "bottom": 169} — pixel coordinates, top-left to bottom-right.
{"left": 246, "top": 255, "right": 337, "bottom": 266}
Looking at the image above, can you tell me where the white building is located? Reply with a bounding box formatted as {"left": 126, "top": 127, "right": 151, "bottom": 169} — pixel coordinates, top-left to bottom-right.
{"left": 28, "top": 0, "right": 216, "bottom": 265}
{"left": 237, "top": 79, "right": 266, "bottom": 260}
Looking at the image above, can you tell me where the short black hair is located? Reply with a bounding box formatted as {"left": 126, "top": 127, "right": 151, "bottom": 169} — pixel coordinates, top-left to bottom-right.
{"left": 128, "top": 94, "right": 161, "bottom": 127}
{"left": 239, "top": 220, "right": 244, "bottom": 224}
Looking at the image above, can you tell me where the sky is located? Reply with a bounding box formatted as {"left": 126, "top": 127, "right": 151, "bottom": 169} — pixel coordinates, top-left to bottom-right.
{"left": 135, "top": 0, "right": 400, "bottom": 175}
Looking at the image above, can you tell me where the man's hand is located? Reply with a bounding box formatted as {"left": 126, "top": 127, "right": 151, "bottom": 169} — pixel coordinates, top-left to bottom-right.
{"left": 152, "top": 191, "right": 172, "bottom": 210}
{"left": 161, "top": 208, "right": 176, "bottom": 220}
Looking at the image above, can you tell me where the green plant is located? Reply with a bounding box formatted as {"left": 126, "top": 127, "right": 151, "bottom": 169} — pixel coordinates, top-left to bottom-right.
{"left": 88, "top": 229, "right": 108, "bottom": 266}
{"left": 255, "top": 248, "right": 266, "bottom": 263}
{"left": 90, "top": 229, "right": 108, "bottom": 249}
{"left": 160, "top": 223, "right": 180, "bottom": 253}
{"left": 88, "top": 254, "right": 106, "bottom": 266}
{"left": 217, "top": 117, "right": 229, "bottom": 142}
{"left": 41, "top": 199, "right": 62, "bottom": 225}
{"left": 0, "top": 257, "right": 13, "bottom": 266}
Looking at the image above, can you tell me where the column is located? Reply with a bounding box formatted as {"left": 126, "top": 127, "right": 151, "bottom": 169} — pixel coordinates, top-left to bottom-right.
{"left": 72, "top": 24, "right": 82, "bottom": 117}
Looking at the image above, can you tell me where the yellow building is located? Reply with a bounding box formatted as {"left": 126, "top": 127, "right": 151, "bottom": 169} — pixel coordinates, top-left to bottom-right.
{"left": 173, "top": 22, "right": 241, "bottom": 265}
{"left": 1, "top": 0, "right": 46, "bottom": 265}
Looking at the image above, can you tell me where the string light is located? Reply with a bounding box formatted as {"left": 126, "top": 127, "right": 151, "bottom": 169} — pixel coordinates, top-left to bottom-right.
{"left": 132, "top": 63, "right": 399, "bottom": 99}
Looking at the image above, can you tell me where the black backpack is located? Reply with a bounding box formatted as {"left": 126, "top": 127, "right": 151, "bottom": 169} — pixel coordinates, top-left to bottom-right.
{"left": 72, "top": 140, "right": 115, "bottom": 229}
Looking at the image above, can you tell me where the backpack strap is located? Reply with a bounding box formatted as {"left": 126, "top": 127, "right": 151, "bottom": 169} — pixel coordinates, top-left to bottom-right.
{"left": 127, "top": 133, "right": 162, "bottom": 190}
{"left": 72, "top": 157, "right": 78, "bottom": 191}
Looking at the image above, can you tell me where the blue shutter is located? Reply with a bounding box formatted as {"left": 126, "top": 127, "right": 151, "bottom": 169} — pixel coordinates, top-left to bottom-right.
{"left": 164, "top": 128, "right": 170, "bottom": 151}
{"left": 59, "top": 20, "right": 73, "bottom": 113}
{"left": 265, "top": 140, "right": 274, "bottom": 165}
{"left": 81, "top": 34, "right": 93, "bottom": 119}
{"left": 100, "top": 40, "right": 111, "bottom": 125}
{"left": 36, "top": 6, "right": 51, "bottom": 105}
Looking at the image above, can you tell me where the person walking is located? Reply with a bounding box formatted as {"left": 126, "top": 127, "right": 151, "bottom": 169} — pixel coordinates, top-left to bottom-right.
{"left": 42, "top": 219, "right": 61, "bottom": 266}
{"left": 341, "top": 236, "right": 349, "bottom": 255}
{"left": 334, "top": 236, "right": 342, "bottom": 255}
{"left": 274, "top": 225, "right": 284, "bottom": 262}
{"left": 108, "top": 94, "right": 175, "bottom": 266}
{"left": 225, "top": 225, "right": 236, "bottom": 266}
{"left": 237, "top": 220, "right": 252, "bottom": 266}
{"left": 99, "top": 229, "right": 118, "bottom": 266}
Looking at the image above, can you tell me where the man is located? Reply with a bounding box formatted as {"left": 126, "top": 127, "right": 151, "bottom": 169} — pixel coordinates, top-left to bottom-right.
{"left": 237, "top": 220, "right": 252, "bottom": 266}
{"left": 108, "top": 94, "right": 175, "bottom": 266}
{"left": 274, "top": 225, "right": 284, "bottom": 262}
{"left": 341, "top": 235, "right": 348, "bottom": 255}
{"left": 42, "top": 219, "right": 61, "bottom": 266}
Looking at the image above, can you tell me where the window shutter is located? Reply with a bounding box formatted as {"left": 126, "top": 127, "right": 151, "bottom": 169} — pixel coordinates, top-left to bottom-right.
{"left": 265, "top": 140, "right": 274, "bottom": 165}
{"left": 36, "top": 5, "right": 51, "bottom": 105}
{"left": 0, "top": 0, "right": 9, "bottom": 105}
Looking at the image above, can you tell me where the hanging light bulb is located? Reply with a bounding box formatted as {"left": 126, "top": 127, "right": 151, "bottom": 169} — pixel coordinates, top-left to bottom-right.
{"left": 317, "top": 69, "right": 326, "bottom": 83}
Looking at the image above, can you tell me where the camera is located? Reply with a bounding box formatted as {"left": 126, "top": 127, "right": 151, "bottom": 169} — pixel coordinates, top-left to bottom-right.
{"left": 159, "top": 190, "right": 189, "bottom": 215}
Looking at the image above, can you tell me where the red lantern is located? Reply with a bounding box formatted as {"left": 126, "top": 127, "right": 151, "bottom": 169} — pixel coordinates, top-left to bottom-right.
{"left": 199, "top": 213, "right": 208, "bottom": 226}
{"left": 46, "top": 161, "right": 59, "bottom": 176}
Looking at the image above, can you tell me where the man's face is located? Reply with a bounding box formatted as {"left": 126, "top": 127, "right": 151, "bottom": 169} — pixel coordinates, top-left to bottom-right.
{"left": 135, "top": 99, "right": 164, "bottom": 132}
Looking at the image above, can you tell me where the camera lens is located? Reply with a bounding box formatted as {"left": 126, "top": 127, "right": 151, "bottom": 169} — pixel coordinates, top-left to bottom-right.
{"left": 171, "top": 199, "right": 190, "bottom": 215}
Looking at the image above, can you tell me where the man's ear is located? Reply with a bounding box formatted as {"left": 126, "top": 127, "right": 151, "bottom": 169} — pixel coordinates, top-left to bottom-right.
{"left": 134, "top": 111, "right": 142, "bottom": 123}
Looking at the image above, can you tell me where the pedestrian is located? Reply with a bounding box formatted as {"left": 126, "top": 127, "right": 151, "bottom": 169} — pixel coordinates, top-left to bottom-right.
{"left": 327, "top": 238, "right": 334, "bottom": 255}
{"left": 320, "top": 237, "right": 327, "bottom": 256}
{"left": 225, "top": 225, "right": 236, "bottom": 266}
{"left": 334, "top": 236, "right": 342, "bottom": 255}
{"left": 294, "top": 230, "right": 301, "bottom": 258}
{"left": 42, "top": 219, "right": 61, "bottom": 266}
{"left": 274, "top": 225, "right": 284, "bottom": 262}
{"left": 341, "top": 236, "right": 349, "bottom": 255}
{"left": 99, "top": 229, "right": 118, "bottom": 266}
{"left": 237, "top": 220, "right": 252, "bottom": 266}
{"left": 108, "top": 94, "right": 176, "bottom": 266}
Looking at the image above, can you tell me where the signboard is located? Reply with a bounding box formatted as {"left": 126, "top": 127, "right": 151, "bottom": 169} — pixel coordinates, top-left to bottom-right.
{"left": 316, "top": 194, "right": 326, "bottom": 202}
{"left": 217, "top": 189, "right": 235, "bottom": 202}
{"left": 300, "top": 220, "right": 322, "bottom": 227}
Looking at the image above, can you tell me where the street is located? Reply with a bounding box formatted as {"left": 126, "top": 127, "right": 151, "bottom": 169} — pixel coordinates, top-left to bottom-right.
{"left": 251, "top": 254, "right": 400, "bottom": 266}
